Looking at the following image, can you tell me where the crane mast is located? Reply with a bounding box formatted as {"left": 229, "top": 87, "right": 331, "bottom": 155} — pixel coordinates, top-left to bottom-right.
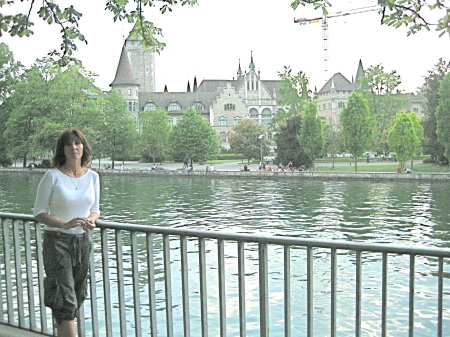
{"left": 295, "top": 5, "right": 379, "bottom": 82}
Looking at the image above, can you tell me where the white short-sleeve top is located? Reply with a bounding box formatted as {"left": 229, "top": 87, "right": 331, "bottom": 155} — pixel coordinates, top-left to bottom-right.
{"left": 33, "top": 168, "right": 100, "bottom": 235}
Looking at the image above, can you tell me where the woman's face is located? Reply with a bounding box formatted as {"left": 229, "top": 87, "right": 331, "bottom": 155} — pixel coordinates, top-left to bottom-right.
{"left": 63, "top": 137, "right": 84, "bottom": 162}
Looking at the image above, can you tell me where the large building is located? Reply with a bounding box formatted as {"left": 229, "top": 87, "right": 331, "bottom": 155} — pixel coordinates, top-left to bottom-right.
{"left": 110, "top": 32, "right": 426, "bottom": 147}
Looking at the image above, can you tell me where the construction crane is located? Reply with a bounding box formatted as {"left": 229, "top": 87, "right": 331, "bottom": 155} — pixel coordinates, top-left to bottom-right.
{"left": 294, "top": 5, "right": 379, "bottom": 82}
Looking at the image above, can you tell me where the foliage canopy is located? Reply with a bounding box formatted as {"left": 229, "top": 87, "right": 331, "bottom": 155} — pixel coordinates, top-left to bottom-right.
{"left": 1, "top": 0, "right": 448, "bottom": 66}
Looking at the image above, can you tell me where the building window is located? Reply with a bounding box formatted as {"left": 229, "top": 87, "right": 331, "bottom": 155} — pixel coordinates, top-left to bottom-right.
{"left": 323, "top": 103, "right": 326, "bottom": 110}
{"left": 249, "top": 108, "right": 258, "bottom": 118}
{"left": 413, "top": 108, "right": 418, "bottom": 113}
{"left": 168, "top": 102, "right": 181, "bottom": 111}
{"left": 262, "top": 108, "right": 272, "bottom": 117}
{"left": 218, "top": 116, "right": 227, "bottom": 126}
{"left": 144, "top": 103, "right": 156, "bottom": 111}
{"left": 128, "top": 89, "right": 132, "bottom": 96}
{"left": 338, "top": 102, "right": 345, "bottom": 109}
{"left": 193, "top": 102, "right": 204, "bottom": 111}
{"left": 134, "top": 73, "right": 140, "bottom": 79}
{"left": 219, "top": 131, "right": 227, "bottom": 142}
{"left": 224, "top": 103, "right": 235, "bottom": 110}
{"left": 128, "top": 102, "right": 133, "bottom": 112}
{"left": 233, "top": 116, "right": 242, "bottom": 125}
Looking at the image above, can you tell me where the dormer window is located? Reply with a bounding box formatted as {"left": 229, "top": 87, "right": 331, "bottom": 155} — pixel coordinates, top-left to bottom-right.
{"left": 193, "top": 102, "right": 204, "bottom": 111}
{"left": 144, "top": 103, "right": 157, "bottom": 111}
{"left": 168, "top": 102, "right": 181, "bottom": 111}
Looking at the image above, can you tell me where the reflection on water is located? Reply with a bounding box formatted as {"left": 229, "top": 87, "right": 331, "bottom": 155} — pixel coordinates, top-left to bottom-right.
{"left": 2, "top": 173, "right": 449, "bottom": 248}
{"left": 1, "top": 173, "right": 449, "bottom": 335}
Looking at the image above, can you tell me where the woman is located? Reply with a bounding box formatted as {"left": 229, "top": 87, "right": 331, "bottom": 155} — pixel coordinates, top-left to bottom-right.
{"left": 34, "top": 128, "right": 100, "bottom": 337}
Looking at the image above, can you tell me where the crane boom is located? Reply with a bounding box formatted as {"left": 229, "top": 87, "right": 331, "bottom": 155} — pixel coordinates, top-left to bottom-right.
{"left": 294, "top": 5, "right": 379, "bottom": 82}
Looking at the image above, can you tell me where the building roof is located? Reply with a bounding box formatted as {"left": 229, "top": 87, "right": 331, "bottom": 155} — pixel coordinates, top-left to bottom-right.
{"left": 138, "top": 91, "right": 219, "bottom": 112}
{"left": 318, "top": 72, "right": 357, "bottom": 93}
{"left": 110, "top": 47, "right": 140, "bottom": 87}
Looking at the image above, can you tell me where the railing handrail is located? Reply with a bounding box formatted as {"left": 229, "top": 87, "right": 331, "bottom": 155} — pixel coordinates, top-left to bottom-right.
{"left": 2, "top": 212, "right": 450, "bottom": 258}
{"left": 1, "top": 212, "right": 449, "bottom": 337}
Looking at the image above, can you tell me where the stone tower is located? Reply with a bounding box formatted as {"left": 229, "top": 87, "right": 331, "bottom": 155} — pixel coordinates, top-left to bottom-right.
{"left": 123, "top": 28, "right": 156, "bottom": 93}
{"left": 110, "top": 46, "right": 140, "bottom": 117}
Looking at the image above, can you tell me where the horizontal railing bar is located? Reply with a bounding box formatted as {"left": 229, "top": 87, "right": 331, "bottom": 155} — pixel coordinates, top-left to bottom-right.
{"left": 2, "top": 213, "right": 450, "bottom": 258}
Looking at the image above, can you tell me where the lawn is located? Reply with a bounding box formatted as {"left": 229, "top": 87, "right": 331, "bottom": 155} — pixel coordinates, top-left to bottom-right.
{"left": 317, "top": 162, "right": 450, "bottom": 173}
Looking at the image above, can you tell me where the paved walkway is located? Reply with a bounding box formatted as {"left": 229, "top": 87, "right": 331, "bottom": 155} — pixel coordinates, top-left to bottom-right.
{"left": 91, "top": 158, "right": 404, "bottom": 172}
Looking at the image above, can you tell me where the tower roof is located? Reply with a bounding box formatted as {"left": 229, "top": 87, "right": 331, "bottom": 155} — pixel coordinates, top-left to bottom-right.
{"left": 355, "top": 59, "right": 365, "bottom": 83}
{"left": 110, "top": 46, "right": 140, "bottom": 87}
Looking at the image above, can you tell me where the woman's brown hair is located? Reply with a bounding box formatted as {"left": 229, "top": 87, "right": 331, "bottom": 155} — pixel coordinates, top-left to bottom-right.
{"left": 52, "top": 128, "right": 92, "bottom": 168}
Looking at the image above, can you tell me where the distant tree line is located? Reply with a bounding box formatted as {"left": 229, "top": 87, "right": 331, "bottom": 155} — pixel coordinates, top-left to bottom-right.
{"left": 1, "top": 43, "right": 449, "bottom": 173}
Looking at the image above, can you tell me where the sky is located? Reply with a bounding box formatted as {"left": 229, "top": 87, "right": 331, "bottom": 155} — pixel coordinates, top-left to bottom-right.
{"left": 2, "top": 0, "right": 449, "bottom": 94}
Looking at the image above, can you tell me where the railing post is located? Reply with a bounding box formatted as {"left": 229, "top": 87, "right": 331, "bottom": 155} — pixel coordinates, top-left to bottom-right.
{"left": 330, "top": 248, "right": 336, "bottom": 337}
{"left": 307, "top": 246, "right": 313, "bottom": 337}
{"left": 355, "top": 251, "right": 362, "bottom": 337}
{"left": 100, "top": 228, "right": 113, "bottom": 336}
{"left": 409, "top": 254, "right": 415, "bottom": 337}
{"left": 217, "top": 239, "right": 226, "bottom": 336}
{"left": 198, "top": 237, "right": 208, "bottom": 337}
{"left": 131, "top": 231, "right": 142, "bottom": 337}
{"left": 163, "top": 234, "right": 174, "bottom": 337}
{"left": 180, "top": 235, "right": 190, "bottom": 337}
{"left": 259, "top": 242, "right": 269, "bottom": 337}
{"left": 238, "top": 241, "right": 246, "bottom": 336}
{"left": 146, "top": 233, "right": 158, "bottom": 337}
{"left": 284, "top": 245, "right": 291, "bottom": 337}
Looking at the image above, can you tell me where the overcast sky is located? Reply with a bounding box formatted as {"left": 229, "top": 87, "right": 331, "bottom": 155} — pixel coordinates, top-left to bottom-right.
{"left": 3, "top": 0, "right": 449, "bottom": 94}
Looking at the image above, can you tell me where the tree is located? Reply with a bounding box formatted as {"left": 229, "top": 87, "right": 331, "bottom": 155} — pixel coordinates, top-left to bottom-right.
{"left": 297, "top": 102, "right": 323, "bottom": 170}
{"left": 3, "top": 65, "right": 50, "bottom": 166}
{"left": 0, "top": 0, "right": 199, "bottom": 65}
{"left": 2, "top": 1, "right": 448, "bottom": 67}
{"left": 274, "top": 114, "right": 311, "bottom": 168}
{"left": 228, "top": 118, "right": 269, "bottom": 163}
{"left": 420, "top": 58, "right": 450, "bottom": 164}
{"left": 170, "top": 107, "right": 219, "bottom": 165}
{"left": 435, "top": 73, "right": 450, "bottom": 162}
{"left": 387, "top": 111, "right": 423, "bottom": 170}
{"left": 140, "top": 107, "right": 171, "bottom": 164}
{"left": 271, "top": 66, "right": 312, "bottom": 128}
{"left": 98, "top": 89, "right": 138, "bottom": 169}
{"left": 357, "top": 64, "right": 405, "bottom": 155}
{"left": 0, "top": 42, "right": 23, "bottom": 166}
{"left": 340, "top": 92, "right": 374, "bottom": 172}
{"left": 322, "top": 123, "right": 344, "bottom": 168}
{"left": 291, "top": 0, "right": 450, "bottom": 37}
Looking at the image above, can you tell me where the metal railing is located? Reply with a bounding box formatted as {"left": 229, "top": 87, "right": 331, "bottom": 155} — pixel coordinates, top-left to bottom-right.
{"left": 1, "top": 212, "right": 449, "bottom": 336}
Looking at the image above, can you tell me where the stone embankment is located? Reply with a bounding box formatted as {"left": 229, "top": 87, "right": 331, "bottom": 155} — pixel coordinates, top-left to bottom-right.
{"left": 2, "top": 167, "right": 450, "bottom": 181}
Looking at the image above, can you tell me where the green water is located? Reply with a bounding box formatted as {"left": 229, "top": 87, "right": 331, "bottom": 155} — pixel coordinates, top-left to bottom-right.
{"left": 1, "top": 172, "right": 449, "bottom": 335}
{"left": 3, "top": 172, "right": 449, "bottom": 248}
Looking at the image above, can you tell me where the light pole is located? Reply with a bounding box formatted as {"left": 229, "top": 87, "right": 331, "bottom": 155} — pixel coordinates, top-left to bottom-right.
{"left": 258, "top": 134, "right": 265, "bottom": 169}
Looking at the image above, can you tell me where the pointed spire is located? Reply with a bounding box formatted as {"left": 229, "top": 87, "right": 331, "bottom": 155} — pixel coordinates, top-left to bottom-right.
{"left": 187, "top": 81, "right": 191, "bottom": 92}
{"left": 355, "top": 59, "right": 365, "bottom": 83}
{"left": 249, "top": 51, "right": 255, "bottom": 71}
{"left": 237, "top": 59, "right": 243, "bottom": 77}
{"left": 164, "top": 84, "right": 168, "bottom": 92}
{"left": 193, "top": 76, "right": 198, "bottom": 92}
{"left": 110, "top": 46, "right": 140, "bottom": 87}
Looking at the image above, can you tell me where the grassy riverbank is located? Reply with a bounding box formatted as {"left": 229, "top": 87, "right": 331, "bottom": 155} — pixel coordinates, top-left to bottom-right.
{"left": 316, "top": 163, "right": 450, "bottom": 173}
